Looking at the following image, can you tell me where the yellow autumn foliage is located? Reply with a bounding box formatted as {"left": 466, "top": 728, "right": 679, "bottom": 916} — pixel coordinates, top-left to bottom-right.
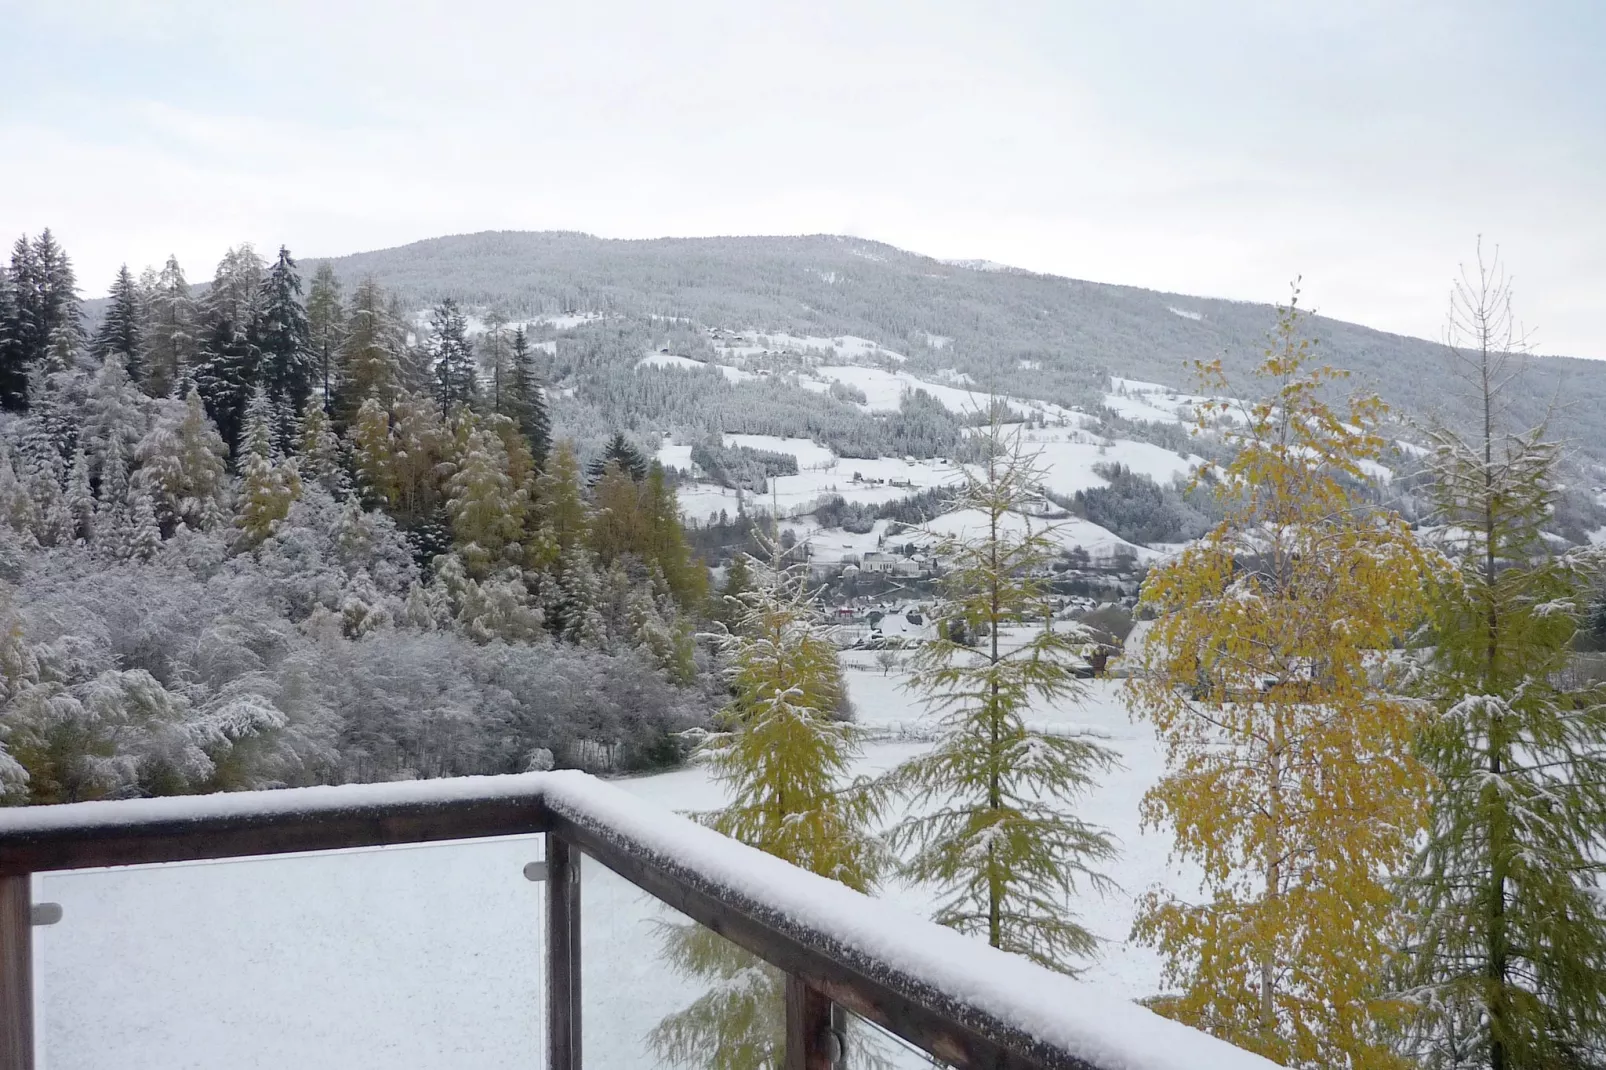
{"left": 1127, "top": 293, "right": 1437, "bottom": 1069}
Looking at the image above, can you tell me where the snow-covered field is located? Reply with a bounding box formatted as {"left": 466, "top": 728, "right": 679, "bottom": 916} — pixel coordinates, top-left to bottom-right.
{"left": 35, "top": 672, "right": 1189, "bottom": 1070}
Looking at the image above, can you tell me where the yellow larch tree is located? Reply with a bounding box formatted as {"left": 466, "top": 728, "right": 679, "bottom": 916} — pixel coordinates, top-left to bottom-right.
{"left": 1127, "top": 290, "right": 1436, "bottom": 1069}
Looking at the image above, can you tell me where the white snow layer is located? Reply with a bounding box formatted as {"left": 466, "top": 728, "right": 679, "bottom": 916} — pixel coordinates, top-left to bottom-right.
{"left": 30, "top": 681, "right": 1260, "bottom": 1069}
{"left": 538, "top": 771, "right": 1278, "bottom": 1070}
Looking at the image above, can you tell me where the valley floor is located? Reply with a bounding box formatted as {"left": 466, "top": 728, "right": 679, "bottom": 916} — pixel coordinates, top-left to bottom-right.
{"left": 34, "top": 670, "right": 1192, "bottom": 1070}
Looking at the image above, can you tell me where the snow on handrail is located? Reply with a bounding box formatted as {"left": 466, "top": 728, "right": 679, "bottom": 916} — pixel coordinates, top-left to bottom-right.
{"left": 540, "top": 771, "right": 1277, "bottom": 1070}
{"left": 0, "top": 771, "right": 1277, "bottom": 1070}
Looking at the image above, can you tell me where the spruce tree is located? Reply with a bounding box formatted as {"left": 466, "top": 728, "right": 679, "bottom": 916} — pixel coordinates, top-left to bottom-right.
{"left": 886, "top": 414, "right": 1117, "bottom": 975}
{"left": 335, "top": 278, "right": 404, "bottom": 426}
{"left": 64, "top": 447, "right": 94, "bottom": 544}
{"left": 1395, "top": 246, "right": 1606, "bottom": 1070}
{"left": 234, "top": 387, "right": 302, "bottom": 549}
{"left": 194, "top": 246, "right": 266, "bottom": 455}
{"left": 428, "top": 298, "right": 477, "bottom": 411}
{"left": 257, "top": 246, "right": 315, "bottom": 448}
{"left": 93, "top": 265, "right": 144, "bottom": 381}
{"left": 142, "top": 255, "right": 197, "bottom": 398}
{"left": 83, "top": 354, "right": 148, "bottom": 487}
{"left": 2, "top": 231, "right": 81, "bottom": 408}
{"left": 0, "top": 266, "right": 22, "bottom": 411}
{"left": 305, "top": 262, "right": 345, "bottom": 412}
{"left": 295, "top": 404, "right": 350, "bottom": 498}
{"left": 588, "top": 431, "right": 648, "bottom": 483}
{"left": 136, "top": 386, "right": 230, "bottom": 534}
{"left": 507, "top": 326, "right": 551, "bottom": 469}
{"left": 1127, "top": 293, "right": 1433, "bottom": 1068}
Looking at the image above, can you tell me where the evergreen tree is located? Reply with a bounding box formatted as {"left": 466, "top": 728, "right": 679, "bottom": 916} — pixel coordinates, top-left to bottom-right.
{"left": 446, "top": 425, "right": 525, "bottom": 579}
{"left": 234, "top": 387, "right": 302, "bottom": 549}
{"left": 588, "top": 431, "right": 648, "bottom": 483}
{"left": 507, "top": 326, "right": 551, "bottom": 469}
{"left": 478, "top": 311, "right": 514, "bottom": 415}
{"left": 0, "top": 268, "right": 21, "bottom": 411}
{"left": 886, "top": 415, "right": 1117, "bottom": 975}
{"left": 142, "top": 255, "right": 197, "bottom": 398}
{"left": 295, "top": 403, "right": 349, "bottom": 498}
{"left": 334, "top": 278, "right": 404, "bottom": 426}
{"left": 428, "top": 298, "right": 477, "bottom": 411}
{"left": 2, "top": 230, "right": 81, "bottom": 409}
{"left": 93, "top": 265, "right": 144, "bottom": 381}
{"left": 535, "top": 441, "right": 589, "bottom": 556}
{"left": 64, "top": 447, "right": 94, "bottom": 544}
{"left": 1395, "top": 246, "right": 1606, "bottom": 1070}
{"left": 24, "top": 452, "right": 70, "bottom": 549}
{"left": 94, "top": 434, "right": 132, "bottom": 551}
{"left": 351, "top": 397, "right": 399, "bottom": 509}
{"left": 305, "top": 262, "right": 345, "bottom": 412}
{"left": 194, "top": 246, "right": 266, "bottom": 455}
{"left": 257, "top": 246, "right": 315, "bottom": 448}
{"left": 123, "top": 477, "right": 163, "bottom": 563}
{"left": 554, "top": 545, "right": 609, "bottom": 647}
{"left": 135, "top": 386, "right": 230, "bottom": 534}
{"left": 1127, "top": 293, "right": 1432, "bottom": 1068}
{"left": 83, "top": 354, "right": 148, "bottom": 487}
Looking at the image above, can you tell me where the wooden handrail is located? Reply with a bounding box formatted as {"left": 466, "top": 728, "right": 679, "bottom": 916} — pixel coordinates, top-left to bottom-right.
{"left": 0, "top": 772, "right": 1274, "bottom": 1070}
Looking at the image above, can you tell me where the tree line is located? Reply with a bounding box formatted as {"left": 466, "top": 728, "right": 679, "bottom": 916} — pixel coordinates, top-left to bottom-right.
{"left": 0, "top": 231, "right": 723, "bottom": 802}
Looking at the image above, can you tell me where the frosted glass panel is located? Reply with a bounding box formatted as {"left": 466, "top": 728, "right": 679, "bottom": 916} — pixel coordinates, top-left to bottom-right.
{"left": 35, "top": 835, "right": 546, "bottom": 1070}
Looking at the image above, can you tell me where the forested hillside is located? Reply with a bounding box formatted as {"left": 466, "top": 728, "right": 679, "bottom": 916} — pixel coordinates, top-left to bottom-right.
{"left": 303, "top": 231, "right": 1606, "bottom": 464}
{"left": 0, "top": 232, "right": 720, "bottom": 804}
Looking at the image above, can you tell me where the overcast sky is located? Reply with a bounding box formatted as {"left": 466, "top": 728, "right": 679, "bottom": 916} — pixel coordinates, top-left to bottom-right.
{"left": 3, "top": 1, "right": 1602, "bottom": 357}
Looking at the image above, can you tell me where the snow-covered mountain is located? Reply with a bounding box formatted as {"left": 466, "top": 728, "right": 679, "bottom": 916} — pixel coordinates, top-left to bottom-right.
{"left": 300, "top": 230, "right": 1606, "bottom": 560}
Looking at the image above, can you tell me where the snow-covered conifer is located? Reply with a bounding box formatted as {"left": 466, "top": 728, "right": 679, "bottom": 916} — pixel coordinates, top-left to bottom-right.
{"left": 446, "top": 425, "right": 524, "bottom": 578}
{"left": 141, "top": 255, "right": 197, "bottom": 397}
{"left": 653, "top": 538, "right": 883, "bottom": 1066}
{"left": 428, "top": 298, "right": 477, "bottom": 411}
{"left": 334, "top": 279, "right": 404, "bottom": 425}
{"left": 93, "top": 265, "right": 144, "bottom": 380}
{"left": 296, "top": 402, "right": 350, "bottom": 498}
{"left": 234, "top": 387, "right": 302, "bottom": 549}
{"left": 887, "top": 413, "right": 1117, "bottom": 976}
{"left": 84, "top": 352, "right": 148, "bottom": 484}
{"left": 305, "top": 262, "right": 345, "bottom": 410}
{"left": 64, "top": 447, "right": 94, "bottom": 544}
{"left": 1394, "top": 246, "right": 1606, "bottom": 1070}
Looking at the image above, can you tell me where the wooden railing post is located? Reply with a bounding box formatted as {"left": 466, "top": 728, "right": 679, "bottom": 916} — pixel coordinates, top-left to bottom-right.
{"left": 0, "top": 874, "right": 33, "bottom": 1070}
{"left": 545, "top": 833, "right": 581, "bottom": 1070}
{"left": 785, "top": 975, "right": 836, "bottom": 1070}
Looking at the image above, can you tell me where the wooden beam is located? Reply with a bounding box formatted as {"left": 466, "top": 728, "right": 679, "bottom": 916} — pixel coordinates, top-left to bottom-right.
{"left": 0, "top": 796, "right": 547, "bottom": 876}
{"left": 545, "top": 833, "right": 581, "bottom": 1070}
{"left": 0, "top": 875, "right": 32, "bottom": 1070}
{"left": 785, "top": 975, "right": 835, "bottom": 1070}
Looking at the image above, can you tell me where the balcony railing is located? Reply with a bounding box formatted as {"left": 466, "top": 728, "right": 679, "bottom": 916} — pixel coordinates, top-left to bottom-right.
{"left": 0, "top": 771, "right": 1273, "bottom": 1070}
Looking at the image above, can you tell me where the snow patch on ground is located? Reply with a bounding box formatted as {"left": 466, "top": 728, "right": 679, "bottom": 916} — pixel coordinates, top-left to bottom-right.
{"left": 919, "top": 508, "right": 1157, "bottom": 562}
{"left": 723, "top": 434, "right": 836, "bottom": 469}
{"left": 637, "top": 352, "right": 756, "bottom": 383}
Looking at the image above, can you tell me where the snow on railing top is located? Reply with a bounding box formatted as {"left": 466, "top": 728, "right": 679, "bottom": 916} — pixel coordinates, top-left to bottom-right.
{"left": 0, "top": 772, "right": 553, "bottom": 835}
{"left": 542, "top": 772, "right": 1278, "bottom": 1070}
{"left": 0, "top": 771, "right": 1279, "bottom": 1070}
